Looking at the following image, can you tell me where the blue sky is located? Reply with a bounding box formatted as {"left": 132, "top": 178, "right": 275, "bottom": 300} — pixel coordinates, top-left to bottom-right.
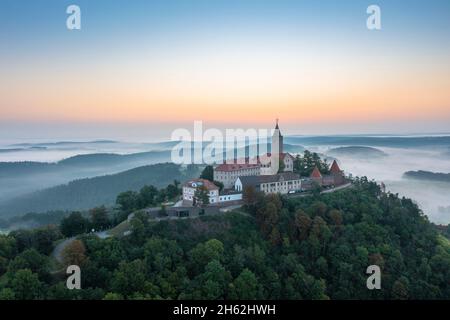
{"left": 2, "top": 0, "right": 449, "bottom": 65}
{"left": 1, "top": 0, "right": 450, "bottom": 140}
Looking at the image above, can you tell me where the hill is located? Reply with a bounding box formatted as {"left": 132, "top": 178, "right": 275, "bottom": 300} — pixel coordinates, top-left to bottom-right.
{"left": 0, "top": 150, "right": 172, "bottom": 202}
{"left": 284, "top": 135, "right": 450, "bottom": 148}
{"left": 0, "top": 163, "right": 200, "bottom": 217}
{"left": 283, "top": 143, "right": 305, "bottom": 154}
{"left": 0, "top": 178, "right": 448, "bottom": 300}
{"left": 326, "top": 146, "right": 387, "bottom": 158}
{"left": 403, "top": 170, "right": 450, "bottom": 183}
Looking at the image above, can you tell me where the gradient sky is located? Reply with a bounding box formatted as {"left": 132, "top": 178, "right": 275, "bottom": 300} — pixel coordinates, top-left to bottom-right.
{"left": 1, "top": 0, "right": 450, "bottom": 140}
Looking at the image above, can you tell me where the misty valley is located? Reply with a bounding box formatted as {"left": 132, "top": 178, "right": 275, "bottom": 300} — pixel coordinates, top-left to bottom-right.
{"left": 0, "top": 134, "right": 449, "bottom": 229}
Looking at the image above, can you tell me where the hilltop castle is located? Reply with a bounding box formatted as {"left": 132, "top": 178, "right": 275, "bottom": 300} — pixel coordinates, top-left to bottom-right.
{"left": 213, "top": 120, "right": 295, "bottom": 188}
{"left": 183, "top": 121, "right": 346, "bottom": 205}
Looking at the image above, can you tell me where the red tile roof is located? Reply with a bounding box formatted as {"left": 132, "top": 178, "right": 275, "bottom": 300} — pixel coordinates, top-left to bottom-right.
{"left": 330, "top": 160, "right": 342, "bottom": 174}
{"left": 257, "top": 152, "right": 293, "bottom": 163}
{"left": 310, "top": 166, "right": 322, "bottom": 178}
{"left": 216, "top": 152, "right": 294, "bottom": 170}
{"left": 183, "top": 179, "right": 219, "bottom": 190}
{"left": 215, "top": 163, "right": 260, "bottom": 172}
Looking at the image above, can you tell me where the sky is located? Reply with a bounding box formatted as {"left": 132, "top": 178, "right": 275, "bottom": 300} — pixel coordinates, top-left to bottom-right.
{"left": 1, "top": 0, "right": 450, "bottom": 141}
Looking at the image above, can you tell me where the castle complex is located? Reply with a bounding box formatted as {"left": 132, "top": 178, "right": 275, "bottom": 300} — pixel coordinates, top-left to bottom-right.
{"left": 183, "top": 121, "right": 346, "bottom": 205}
{"left": 213, "top": 120, "right": 295, "bottom": 189}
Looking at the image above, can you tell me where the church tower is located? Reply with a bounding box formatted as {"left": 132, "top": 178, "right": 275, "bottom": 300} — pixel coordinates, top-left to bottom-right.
{"left": 272, "top": 119, "right": 283, "bottom": 155}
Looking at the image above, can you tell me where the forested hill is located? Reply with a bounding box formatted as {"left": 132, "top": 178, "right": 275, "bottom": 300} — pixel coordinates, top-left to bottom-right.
{"left": 326, "top": 146, "right": 387, "bottom": 158}
{"left": 0, "top": 163, "right": 200, "bottom": 217}
{"left": 404, "top": 170, "right": 450, "bottom": 183}
{"left": 0, "top": 177, "right": 448, "bottom": 300}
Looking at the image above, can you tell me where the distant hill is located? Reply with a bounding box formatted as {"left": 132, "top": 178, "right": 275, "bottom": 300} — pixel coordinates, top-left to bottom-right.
{"left": 403, "top": 170, "right": 450, "bottom": 183}
{"left": 326, "top": 146, "right": 387, "bottom": 158}
{"left": 57, "top": 150, "right": 171, "bottom": 167}
{"left": 283, "top": 144, "right": 305, "bottom": 154}
{"left": 0, "top": 150, "right": 172, "bottom": 177}
{"left": 0, "top": 150, "right": 172, "bottom": 202}
{"left": 285, "top": 135, "right": 450, "bottom": 148}
{"left": 0, "top": 142, "right": 302, "bottom": 203}
{"left": 9, "top": 140, "right": 118, "bottom": 147}
{"left": 0, "top": 163, "right": 201, "bottom": 217}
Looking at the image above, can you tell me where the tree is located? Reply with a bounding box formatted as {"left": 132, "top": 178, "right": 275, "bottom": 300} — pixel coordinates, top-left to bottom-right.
{"left": 294, "top": 210, "right": 312, "bottom": 241}
{"left": 116, "top": 190, "right": 139, "bottom": 213}
{"left": 33, "top": 226, "right": 62, "bottom": 255}
{"left": 7, "top": 226, "right": 63, "bottom": 257}
{"left": 229, "top": 268, "right": 261, "bottom": 299}
{"left": 46, "top": 282, "right": 77, "bottom": 300}
{"left": 103, "top": 292, "right": 124, "bottom": 300}
{"left": 257, "top": 202, "right": 279, "bottom": 236}
{"left": 10, "top": 269, "right": 42, "bottom": 300}
{"left": 62, "top": 239, "right": 87, "bottom": 267}
{"left": 111, "top": 260, "right": 147, "bottom": 297}
{"left": 129, "top": 217, "right": 145, "bottom": 244}
{"left": 144, "top": 237, "right": 183, "bottom": 273}
{"left": 293, "top": 150, "right": 329, "bottom": 176}
{"left": 392, "top": 277, "right": 410, "bottom": 300}
{"left": 166, "top": 182, "right": 181, "bottom": 200}
{"left": 194, "top": 186, "right": 209, "bottom": 207}
{"left": 213, "top": 181, "right": 224, "bottom": 192}
{"left": 8, "top": 248, "right": 50, "bottom": 281}
{"left": 0, "top": 288, "right": 15, "bottom": 300}
{"left": 189, "top": 239, "right": 224, "bottom": 271}
{"left": 139, "top": 185, "right": 158, "bottom": 207}
{"left": 189, "top": 259, "right": 231, "bottom": 300}
{"left": 90, "top": 206, "right": 110, "bottom": 231}
{"left": 155, "top": 188, "right": 167, "bottom": 204}
{"left": 0, "top": 235, "right": 17, "bottom": 258}
{"left": 60, "top": 212, "right": 90, "bottom": 237}
{"left": 242, "top": 186, "right": 264, "bottom": 215}
{"left": 0, "top": 235, "right": 17, "bottom": 274}
{"left": 328, "top": 209, "right": 343, "bottom": 226}
{"left": 310, "top": 216, "right": 331, "bottom": 240}
{"left": 269, "top": 227, "right": 282, "bottom": 246}
{"left": 200, "top": 165, "right": 214, "bottom": 182}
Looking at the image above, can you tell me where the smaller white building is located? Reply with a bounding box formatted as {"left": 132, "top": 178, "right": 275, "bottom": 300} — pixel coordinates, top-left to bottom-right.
{"left": 218, "top": 192, "right": 243, "bottom": 203}
{"left": 183, "top": 179, "right": 219, "bottom": 204}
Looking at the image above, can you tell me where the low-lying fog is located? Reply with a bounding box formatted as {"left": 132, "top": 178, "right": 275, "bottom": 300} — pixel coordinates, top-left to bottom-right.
{"left": 1, "top": 138, "right": 449, "bottom": 224}
{"left": 315, "top": 146, "right": 450, "bottom": 224}
{"left": 0, "top": 141, "right": 155, "bottom": 162}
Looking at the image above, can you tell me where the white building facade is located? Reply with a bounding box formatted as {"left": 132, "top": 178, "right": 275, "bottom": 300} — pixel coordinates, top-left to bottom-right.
{"left": 235, "top": 172, "right": 302, "bottom": 195}
{"left": 182, "top": 179, "right": 219, "bottom": 204}
{"left": 214, "top": 163, "right": 261, "bottom": 189}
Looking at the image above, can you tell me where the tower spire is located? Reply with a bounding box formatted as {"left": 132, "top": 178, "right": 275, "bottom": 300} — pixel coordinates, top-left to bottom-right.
{"left": 272, "top": 118, "right": 283, "bottom": 154}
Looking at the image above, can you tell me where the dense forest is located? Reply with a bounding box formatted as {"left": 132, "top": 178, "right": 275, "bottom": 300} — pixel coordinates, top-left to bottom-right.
{"left": 0, "top": 177, "right": 448, "bottom": 300}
